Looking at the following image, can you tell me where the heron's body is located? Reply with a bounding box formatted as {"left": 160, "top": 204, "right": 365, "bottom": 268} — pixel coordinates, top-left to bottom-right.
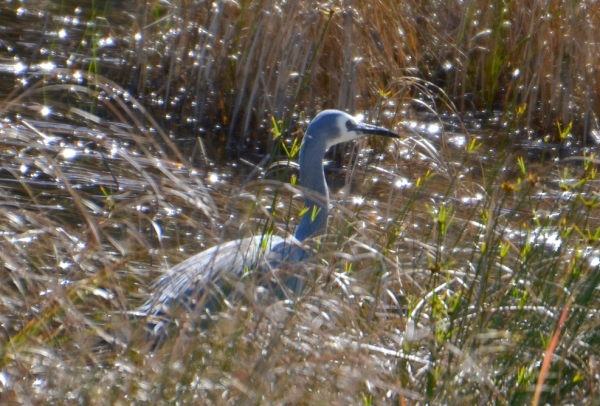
{"left": 137, "top": 110, "right": 397, "bottom": 337}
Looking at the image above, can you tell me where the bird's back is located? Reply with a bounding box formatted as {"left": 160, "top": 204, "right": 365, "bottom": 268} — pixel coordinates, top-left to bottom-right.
{"left": 135, "top": 233, "right": 310, "bottom": 338}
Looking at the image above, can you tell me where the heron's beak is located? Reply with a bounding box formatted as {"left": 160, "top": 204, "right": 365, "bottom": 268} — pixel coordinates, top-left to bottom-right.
{"left": 349, "top": 122, "right": 398, "bottom": 138}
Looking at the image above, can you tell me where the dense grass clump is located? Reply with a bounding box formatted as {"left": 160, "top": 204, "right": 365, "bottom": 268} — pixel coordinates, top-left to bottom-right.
{"left": 0, "top": 0, "right": 600, "bottom": 404}
{"left": 125, "top": 0, "right": 600, "bottom": 144}
{"left": 0, "top": 71, "right": 599, "bottom": 404}
{"left": 2, "top": 0, "right": 599, "bottom": 148}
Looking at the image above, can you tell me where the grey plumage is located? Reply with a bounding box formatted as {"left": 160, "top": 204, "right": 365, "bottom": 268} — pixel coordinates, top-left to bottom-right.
{"left": 136, "top": 109, "right": 397, "bottom": 338}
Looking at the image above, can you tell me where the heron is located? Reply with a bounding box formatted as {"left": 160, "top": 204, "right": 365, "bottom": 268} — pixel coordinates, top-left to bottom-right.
{"left": 135, "top": 109, "right": 398, "bottom": 338}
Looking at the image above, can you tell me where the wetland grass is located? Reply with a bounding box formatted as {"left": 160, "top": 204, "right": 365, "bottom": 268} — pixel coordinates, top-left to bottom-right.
{"left": 0, "top": 0, "right": 599, "bottom": 404}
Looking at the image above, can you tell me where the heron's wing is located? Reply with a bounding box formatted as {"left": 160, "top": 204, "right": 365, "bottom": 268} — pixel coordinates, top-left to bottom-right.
{"left": 136, "top": 235, "right": 285, "bottom": 317}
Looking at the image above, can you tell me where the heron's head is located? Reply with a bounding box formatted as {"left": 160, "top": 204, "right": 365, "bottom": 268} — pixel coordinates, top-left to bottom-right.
{"left": 295, "top": 110, "right": 398, "bottom": 241}
{"left": 303, "top": 109, "right": 398, "bottom": 150}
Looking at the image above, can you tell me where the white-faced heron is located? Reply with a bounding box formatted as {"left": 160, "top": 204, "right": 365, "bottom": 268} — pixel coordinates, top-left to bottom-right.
{"left": 136, "top": 109, "right": 398, "bottom": 337}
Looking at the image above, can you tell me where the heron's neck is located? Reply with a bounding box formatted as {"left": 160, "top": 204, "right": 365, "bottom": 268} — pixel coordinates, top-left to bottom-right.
{"left": 294, "top": 137, "right": 329, "bottom": 241}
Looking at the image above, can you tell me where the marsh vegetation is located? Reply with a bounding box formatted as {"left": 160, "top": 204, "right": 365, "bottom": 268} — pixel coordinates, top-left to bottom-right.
{"left": 0, "top": 0, "right": 599, "bottom": 404}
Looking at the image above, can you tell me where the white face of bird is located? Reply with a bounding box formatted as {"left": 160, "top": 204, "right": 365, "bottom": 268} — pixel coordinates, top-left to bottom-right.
{"left": 320, "top": 110, "right": 398, "bottom": 149}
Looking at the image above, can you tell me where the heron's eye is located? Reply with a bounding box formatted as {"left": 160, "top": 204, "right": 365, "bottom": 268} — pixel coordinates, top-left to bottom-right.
{"left": 346, "top": 120, "right": 356, "bottom": 130}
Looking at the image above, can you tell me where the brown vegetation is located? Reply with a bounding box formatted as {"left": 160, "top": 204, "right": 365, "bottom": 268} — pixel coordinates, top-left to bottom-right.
{"left": 0, "top": 0, "right": 599, "bottom": 404}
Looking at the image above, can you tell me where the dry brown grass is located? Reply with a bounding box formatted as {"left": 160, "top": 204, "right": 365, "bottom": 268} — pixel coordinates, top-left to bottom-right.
{"left": 111, "top": 0, "right": 600, "bottom": 148}
{"left": 1, "top": 0, "right": 600, "bottom": 404}
{"left": 0, "top": 71, "right": 599, "bottom": 404}
{"left": 4, "top": 0, "right": 598, "bottom": 145}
